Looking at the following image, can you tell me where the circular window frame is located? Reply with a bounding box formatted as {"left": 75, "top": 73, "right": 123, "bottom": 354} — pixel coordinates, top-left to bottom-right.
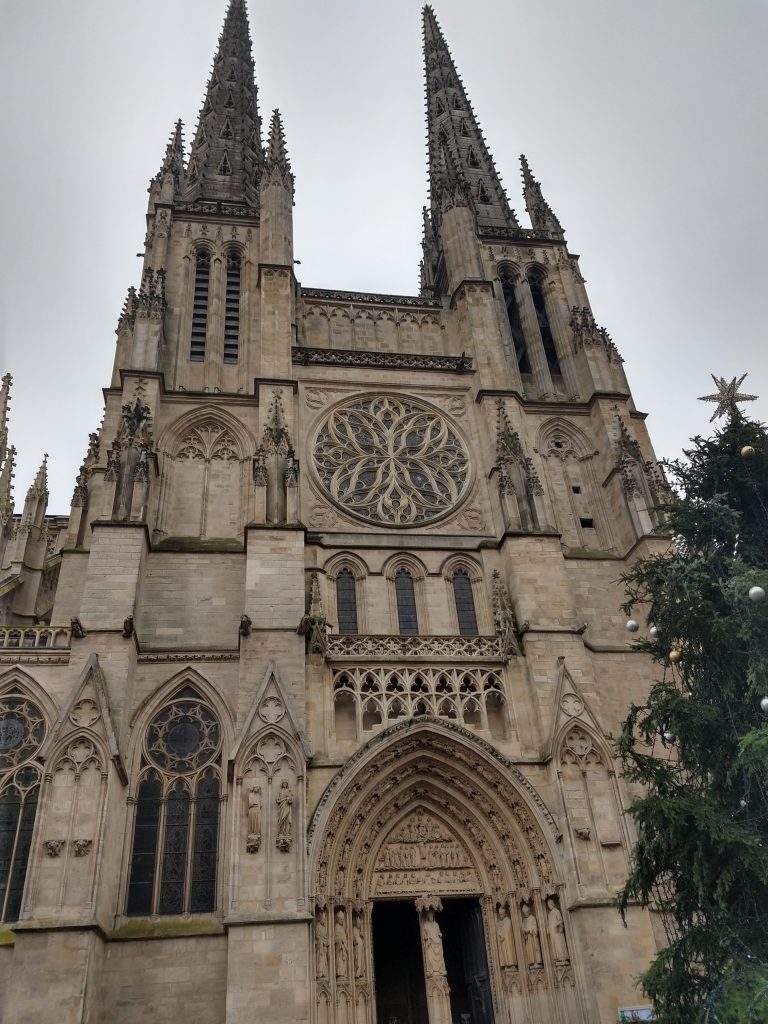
{"left": 310, "top": 392, "right": 474, "bottom": 529}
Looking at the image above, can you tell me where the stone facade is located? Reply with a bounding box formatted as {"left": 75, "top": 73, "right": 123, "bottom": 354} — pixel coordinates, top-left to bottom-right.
{"left": 0, "top": 3, "right": 668, "bottom": 1022}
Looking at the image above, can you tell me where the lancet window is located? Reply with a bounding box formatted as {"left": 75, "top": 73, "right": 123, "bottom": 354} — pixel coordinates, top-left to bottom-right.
{"left": 190, "top": 249, "right": 211, "bottom": 361}
{"left": 126, "top": 687, "right": 222, "bottom": 917}
{"left": 452, "top": 569, "right": 479, "bottom": 636}
{"left": 499, "top": 270, "right": 530, "bottom": 375}
{"left": 223, "top": 250, "right": 241, "bottom": 363}
{"left": 335, "top": 570, "right": 359, "bottom": 636}
{"left": 528, "top": 270, "right": 561, "bottom": 375}
{"left": 395, "top": 569, "right": 419, "bottom": 636}
{"left": 0, "top": 690, "right": 46, "bottom": 923}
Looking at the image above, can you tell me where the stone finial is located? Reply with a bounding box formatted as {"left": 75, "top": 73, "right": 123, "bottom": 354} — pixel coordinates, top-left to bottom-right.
{"left": 0, "top": 443, "right": 15, "bottom": 526}
{"left": 0, "top": 372, "right": 11, "bottom": 465}
{"left": 520, "top": 154, "right": 564, "bottom": 239}
{"left": 26, "top": 453, "right": 48, "bottom": 502}
{"left": 264, "top": 109, "right": 294, "bottom": 192}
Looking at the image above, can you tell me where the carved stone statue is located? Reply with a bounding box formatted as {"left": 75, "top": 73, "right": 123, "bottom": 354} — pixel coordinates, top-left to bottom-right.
{"left": 335, "top": 909, "right": 349, "bottom": 978}
{"left": 353, "top": 913, "right": 365, "bottom": 977}
{"left": 521, "top": 902, "right": 542, "bottom": 965}
{"left": 276, "top": 779, "right": 294, "bottom": 852}
{"left": 546, "top": 897, "right": 569, "bottom": 962}
{"left": 422, "top": 909, "right": 446, "bottom": 975}
{"left": 496, "top": 903, "right": 517, "bottom": 968}
{"left": 246, "top": 785, "right": 262, "bottom": 854}
{"left": 315, "top": 907, "right": 330, "bottom": 978}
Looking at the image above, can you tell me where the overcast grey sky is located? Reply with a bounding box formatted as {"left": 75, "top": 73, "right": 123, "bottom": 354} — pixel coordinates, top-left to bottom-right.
{"left": 1, "top": 0, "right": 766, "bottom": 513}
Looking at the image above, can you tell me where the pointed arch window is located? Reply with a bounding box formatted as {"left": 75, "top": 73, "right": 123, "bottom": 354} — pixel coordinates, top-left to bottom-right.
{"left": 126, "top": 688, "right": 222, "bottom": 917}
{"left": 223, "top": 251, "right": 241, "bottom": 363}
{"left": 452, "top": 569, "right": 479, "bottom": 636}
{"left": 335, "top": 569, "right": 358, "bottom": 635}
{"left": 190, "top": 249, "right": 211, "bottom": 361}
{"left": 395, "top": 569, "right": 419, "bottom": 636}
{"left": 0, "top": 691, "right": 46, "bottom": 923}
{"left": 499, "top": 269, "right": 530, "bottom": 375}
{"left": 528, "top": 271, "right": 561, "bottom": 375}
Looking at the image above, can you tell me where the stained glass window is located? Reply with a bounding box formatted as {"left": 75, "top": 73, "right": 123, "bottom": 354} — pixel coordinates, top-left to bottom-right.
{"left": 126, "top": 690, "right": 221, "bottom": 917}
{"left": 336, "top": 570, "right": 359, "bottom": 635}
{"left": 395, "top": 569, "right": 419, "bottom": 636}
{"left": 452, "top": 570, "right": 479, "bottom": 636}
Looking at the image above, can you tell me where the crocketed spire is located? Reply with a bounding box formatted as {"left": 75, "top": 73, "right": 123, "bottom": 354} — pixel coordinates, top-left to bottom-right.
{"left": 422, "top": 6, "right": 518, "bottom": 232}
{"left": 184, "top": 0, "right": 263, "bottom": 206}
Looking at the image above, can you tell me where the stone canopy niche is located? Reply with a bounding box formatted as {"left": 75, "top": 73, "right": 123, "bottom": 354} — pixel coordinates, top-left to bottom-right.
{"left": 371, "top": 808, "right": 479, "bottom": 896}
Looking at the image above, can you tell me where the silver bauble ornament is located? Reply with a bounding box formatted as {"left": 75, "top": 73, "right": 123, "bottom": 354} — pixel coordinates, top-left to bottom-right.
{"left": 626, "top": 619, "right": 640, "bottom": 633}
{"left": 649, "top": 625, "right": 661, "bottom": 639}
{"left": 760, "top": 696, "right": 768, "bottom": 715}
{"left": 663, "top": 731, "right": 676, "bottom": 743}
{"left": 748, "top": 586, "right": 766, "bottom": 603}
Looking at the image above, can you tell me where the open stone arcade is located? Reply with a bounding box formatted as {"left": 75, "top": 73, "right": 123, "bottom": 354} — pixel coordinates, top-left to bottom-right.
{"left": 0, "top": 3, "right": 667, "bottom": 1022}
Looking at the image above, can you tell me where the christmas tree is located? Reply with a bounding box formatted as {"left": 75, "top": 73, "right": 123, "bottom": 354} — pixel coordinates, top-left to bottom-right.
{"left": 616, "top": 376, "right": 768, "bottom": 1024}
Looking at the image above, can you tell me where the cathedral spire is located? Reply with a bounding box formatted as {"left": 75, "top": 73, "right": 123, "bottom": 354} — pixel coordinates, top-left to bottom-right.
{"left": 0, "top": 373, "right": 11, "bottom": 466}
{"left": 422, "top": 6, "right": 518, "bottom": 232}
{"left": 184, "top": 0, "right": 263, "bottom": 207}
{"left": 520, "top": 154, "right": 564, "bottom": 239}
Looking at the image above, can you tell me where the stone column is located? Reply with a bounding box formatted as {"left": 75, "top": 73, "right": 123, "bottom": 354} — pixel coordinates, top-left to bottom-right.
{"left": 415, "top": 896, "right": 452, "bottom": 1024}
{"left": 517, "top": 278, "right": 554, "bottom": 398}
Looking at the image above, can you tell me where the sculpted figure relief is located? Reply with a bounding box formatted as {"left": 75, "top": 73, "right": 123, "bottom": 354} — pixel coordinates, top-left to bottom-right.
{"left": 276, "top": 778, "right": 294, "bottom": 852}
{"left": 546, "top": 897, "right": 569, "bottom": 962}
{"left": 335, "top": 909, "right": 349, "bottom": 978}
{"left": 246, "top": 784, "right": 262, "bottom": 853}
{"left": 422, "top": 909, "right": 447, "bottom": 975}
{"left": 496, "top": 903, "right": 517, "bottom": 968}
{"left": 315, "top": 907, "right": 330, "bottom": 978}
{"left": 353, "top": 913, "right": 365, "bottom": 978}
{"left": 521, "top": 902, "right": 542, "bottom": 965}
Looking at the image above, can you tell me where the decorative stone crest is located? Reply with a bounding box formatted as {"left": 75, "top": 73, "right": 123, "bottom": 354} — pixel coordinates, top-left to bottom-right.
{"left": 44, "top": 839, "right": 65, "bottom": 857}
{"left": 72, "top": 838, "right": 93, "bottom": 857}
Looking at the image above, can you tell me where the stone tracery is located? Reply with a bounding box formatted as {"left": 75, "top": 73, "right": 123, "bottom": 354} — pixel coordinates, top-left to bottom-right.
{"left": 312, "top": 394, "right": 471, "bottom": 527}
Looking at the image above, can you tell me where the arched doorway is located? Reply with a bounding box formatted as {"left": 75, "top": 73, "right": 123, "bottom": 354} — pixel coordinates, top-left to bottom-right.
{"left": 308, "top": 719, "right": 588, "bottom": 1024}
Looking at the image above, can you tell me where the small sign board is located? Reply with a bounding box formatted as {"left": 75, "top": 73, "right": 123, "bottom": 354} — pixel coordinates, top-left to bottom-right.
{"left": 618, "top": 1008, "right": 654, "bottom": 1023}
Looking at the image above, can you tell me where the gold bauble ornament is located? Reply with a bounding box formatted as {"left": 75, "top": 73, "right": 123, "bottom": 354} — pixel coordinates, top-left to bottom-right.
{"left": 668, "top": 649, "right": 682, "bottom": 664}
{"left": 741, "top": 445, "right": 756, "bottom": 458}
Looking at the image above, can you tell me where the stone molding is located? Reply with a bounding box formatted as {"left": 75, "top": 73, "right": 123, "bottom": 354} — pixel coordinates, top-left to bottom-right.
{"left": 293, "top": 346, "right": 472, "bottom": 374}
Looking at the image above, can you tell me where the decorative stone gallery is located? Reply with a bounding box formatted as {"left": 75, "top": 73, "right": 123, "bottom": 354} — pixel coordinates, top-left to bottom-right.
{"left": 0, "top": 3, "right": 664, "bottom": 1023}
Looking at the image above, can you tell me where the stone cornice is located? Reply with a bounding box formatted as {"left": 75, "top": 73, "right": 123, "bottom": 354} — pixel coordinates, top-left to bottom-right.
{"left": 301, "top": 288, "right": 442, "bottom": 309}
{"left": 292, "top": 346, "right": 473, "bottom": 374}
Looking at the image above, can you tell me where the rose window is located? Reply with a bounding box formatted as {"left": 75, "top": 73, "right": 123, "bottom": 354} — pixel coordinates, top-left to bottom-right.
{"left": 312, "top": 395, "right": 470, "bottom": 527}
{"left": 145, "top": 697, "right": 220, "bottom": 774}
{"left": 0, "top": 695, "right": 45, "bottom": 771}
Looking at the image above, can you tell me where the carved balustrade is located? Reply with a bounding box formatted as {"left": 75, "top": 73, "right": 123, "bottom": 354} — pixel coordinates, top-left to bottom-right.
{"left": 326, "top": 634, "right": 506, "bottom": 662}
{"left": 0, "top": 625, "right": 71, "bottom": 649}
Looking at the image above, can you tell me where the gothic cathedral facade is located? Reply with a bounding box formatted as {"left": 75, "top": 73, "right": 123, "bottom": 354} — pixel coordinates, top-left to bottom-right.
{"left": 0, "top": 4, "right": 669, "bottom": 1022}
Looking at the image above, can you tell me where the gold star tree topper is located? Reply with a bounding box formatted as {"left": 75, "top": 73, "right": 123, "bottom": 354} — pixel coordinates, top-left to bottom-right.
{"left": 698, "top": 373, "right": 758, "bottom": 422}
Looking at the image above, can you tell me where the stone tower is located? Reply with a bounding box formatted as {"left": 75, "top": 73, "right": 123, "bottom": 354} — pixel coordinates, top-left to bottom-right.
{"left": 0, "top": 4, "right": 668, "bottom": 1022}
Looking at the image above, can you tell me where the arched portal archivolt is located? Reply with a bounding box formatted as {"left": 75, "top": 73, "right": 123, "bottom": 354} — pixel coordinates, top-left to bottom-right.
{"left": 309, "top": 718, "right": 560, "bottom": 902}
{"left": 309, "top": 718, "right": 588, "bottom": 1024}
